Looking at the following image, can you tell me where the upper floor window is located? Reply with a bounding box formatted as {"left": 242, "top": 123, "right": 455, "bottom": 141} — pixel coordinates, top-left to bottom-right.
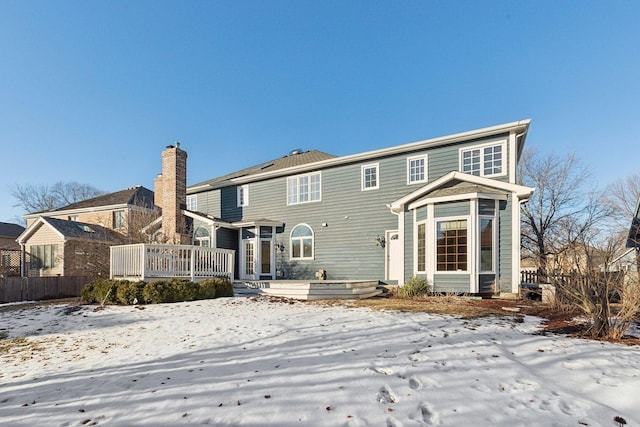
{"left": 186, "top": 195, "right": 197, "bottom": 211}
{"left": 237, "top": 185, "right": 249, "bottom": 207}
{"left": 407, "top": 155, "right": 428, "bottom": 184}
{"left": 290, "top": 224, "right": 314, "bottom": 259}
{"left": 287, "top": 172, "right": 321, "bottom": 205}
{"left": 361, "top": 163, "right": 379, "bottom": 191}
{"left": 113, "top": 210, "right": 125, "bottom": 229}
{"left": 460, "top": 142, "right": 506, "bottom": 177}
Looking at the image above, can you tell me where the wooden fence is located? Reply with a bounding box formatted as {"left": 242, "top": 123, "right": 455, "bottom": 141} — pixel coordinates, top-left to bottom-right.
{"left": 0, "top": 276, "right": 92, "bottom": 303}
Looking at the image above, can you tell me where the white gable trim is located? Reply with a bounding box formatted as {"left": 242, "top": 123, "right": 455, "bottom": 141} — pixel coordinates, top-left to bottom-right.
{"left": 16, "top": 217, "right": 65, "bottom": 244}
{"left": 390, "top": 171, "right": 534, "bottom": 213}
{"left": 408, "top": 192, "right": 507, "bottom": 211}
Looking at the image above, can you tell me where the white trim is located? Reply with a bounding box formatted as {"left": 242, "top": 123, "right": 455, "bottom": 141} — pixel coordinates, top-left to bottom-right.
{"left": 508, "top": 131, "right": 517, "bottom": 183}
{"left": 188, "top": 119, "right": 531, "bottom": 193}
{"left": 16, "top": 217, "right": 66, "bottom": 244}
{"left": 391, "top": 171, "right": 534, "bottom": 213}
{"left": 414, "top": 218, "right": 427, "bottom": 274}
{"left": 426, "top": 204, "right": 435, "bottom": 285}
{"left": 289, "top": 223, "right": 315, "bottom": 260}
{"left": 361, "top": 163, "right": 380, "bottom": 191}
{"left": 237, "top": 185, "right": 249, "bottom": 207}
{"left": 469, "top": 200, "right": 478, "bottom": 292}
{"left": 397, "top": 210, "right": 405, "bottom": 286}
{"left": 434, "top": 215, "right": 471, "bottom": 275}
{"left": 408, "top": 192, "right": 507, "bottom": 211}
{"left": 186, "top": 195, "right": 197, "bottom": 211}
{"left": 458, "top": 140, "right": 507, "bottom": 178}
{"left": 478, "top": 215, "right": 497, "bottom": 275}
{"left": 407, "top": 154, "right": 428, "bottom": 185}
{"left": 286, "top": 172, "right": 322, "bottom": 205}
{"left": 512, "top": 197, "right": 523, "bottom": 293}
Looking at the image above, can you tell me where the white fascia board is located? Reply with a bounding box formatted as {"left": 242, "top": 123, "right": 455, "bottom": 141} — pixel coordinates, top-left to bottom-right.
{"left": 232, "top": 219, "right": 284, "bottom": 228}
{"left": 183, "top": 210, "right": 237, "bottom": 229}
{"left": 188, "top": 119, "right": 532, "bottom": 193}
{"left": 16, "top": 217, "right": 65, "bottom": 244}
{"left": 407, "top": 192, "right": 507, "bottom": 211}
{"left": 391, "top": 171, "right": 534, "bottom": 213}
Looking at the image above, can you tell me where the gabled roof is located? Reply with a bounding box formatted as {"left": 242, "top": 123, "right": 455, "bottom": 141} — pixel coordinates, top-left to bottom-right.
{"left": 17, "top": 217, "right": 125, "bottom": 245}
{"left": 390, "top": 171, "right": 535, "bottom": 213}
{"left": 188, "top": 119, "right": 531, "bottom": 194}
{"left": 189, "top": 150, "right": 336, "bottom": 192}
{"left": 0, "top": 222, "right": 25, "bottom": 238}
{"left": 51, "top": 186, "right": 155, "bottom": 212}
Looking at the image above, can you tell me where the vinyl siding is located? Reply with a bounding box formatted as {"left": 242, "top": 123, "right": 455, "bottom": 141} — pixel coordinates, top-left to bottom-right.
{"left": 25, "top": 224, "right": 64, "bottom": 277}
{"left": 498, "top": 198, "right": 513, "bottom": 292}
{"left": 191, "top": 130, "right": 520, "bottom": 285}
{"left": 432, "top": 274, "right": 471, "bottom": 293}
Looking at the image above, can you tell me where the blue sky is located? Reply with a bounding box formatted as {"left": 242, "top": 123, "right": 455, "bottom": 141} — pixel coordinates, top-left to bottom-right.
{"left": 1, "top": 1, "right": 639, "bottom": 222}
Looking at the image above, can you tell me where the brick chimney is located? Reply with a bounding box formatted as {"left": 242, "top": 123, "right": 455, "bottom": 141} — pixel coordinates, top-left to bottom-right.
{"left": 155, "top": 143, "right": 190, "bottom": 244}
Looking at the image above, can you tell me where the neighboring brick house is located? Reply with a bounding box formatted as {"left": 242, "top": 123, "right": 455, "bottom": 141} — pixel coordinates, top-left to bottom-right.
{"left": 17, "top": 186, "right": 158, "bottom": 277}
{"left": 0, "top": 222, "right": 25, "bottom": 277}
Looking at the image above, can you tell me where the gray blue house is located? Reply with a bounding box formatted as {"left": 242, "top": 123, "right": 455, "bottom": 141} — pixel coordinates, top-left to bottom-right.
{"left": 184, "top": 120, "right": 534, "bottom": 295}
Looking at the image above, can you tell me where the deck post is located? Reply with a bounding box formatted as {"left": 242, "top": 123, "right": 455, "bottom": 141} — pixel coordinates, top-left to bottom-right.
{"left": 190, "top": 248, "right": 195, "bottom": 282}
{"left": 140, "top": 244, "right": 146, "bottom": 282}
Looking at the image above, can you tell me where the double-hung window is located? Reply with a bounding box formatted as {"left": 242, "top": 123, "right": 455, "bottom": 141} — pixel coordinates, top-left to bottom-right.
{"left": 287, "top": 172, "right": 321, "bottom": 205}
{"left": 407, "top": 155, "right": 427, "bottom": 184}
{"left": 361, "top": 163, "right": 379, "bottom": 191}
{"left": 460, "top": 141, "right": 506, "bottom": 177}
{"left": 479, "top": 217, "right": 494, "bottom": 272}
{"left": 186, "top": 195, "right": 197, "bottom": 211}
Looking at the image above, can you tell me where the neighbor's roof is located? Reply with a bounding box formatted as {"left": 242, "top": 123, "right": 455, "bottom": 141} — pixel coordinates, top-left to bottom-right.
{"left": 188, "top": 119, "right": 531, "bottom": 194}
{"left": 626, "top": 198, "right": 640, "bottom": 248}
{"left": 17, "top": 217, "right": 125, "bottom": 245}
{"left": 25, "top": 186, "right": 156, "bottom": 219}
{"left": 0, "top": 222, "right": 25, "bottom": 238}
{"left": 189, "top": 150, "right": 336, "bottom": 191}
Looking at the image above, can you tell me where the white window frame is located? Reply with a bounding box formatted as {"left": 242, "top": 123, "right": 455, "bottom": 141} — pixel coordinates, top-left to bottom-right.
{"left": 407, "top": 155, "right": 428, "bottom": 185}
{"left": 478, "top": 215, "right": 497, "bottom": 273}
{"left": 459, "top": 140, "right": 507, "bottom": 178}
{"left": 237, "top": 185, "right": 249, "bottom": 207}
{"left": 434, "top": 216, "right": 470, "bottom": 274}
{"left": 361, "top": 163, "right": 379, "bottom": 191}
{"left": 287, "top": 172, "right": 321, "bottom": 205}
{"left": 415, "top": 220, "right": 427, "bottom": 273}
{"left": 186, "top": 195, "right": 197, "bottom": 211}
{"left": 289, "top": 223, "right": 315, "bottom": 260}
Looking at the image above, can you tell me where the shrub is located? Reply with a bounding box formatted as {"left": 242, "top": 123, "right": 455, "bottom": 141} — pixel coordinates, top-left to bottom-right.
{"left": 116, "top": 281, "right": 146, "bottom": 305}
{"left": 198, "top": 277, "right": 233, "bottom": 299}
{"left": 80, "top": 279, "right": 120, "bottom": 304}
{"left": 397, "top": 276, "right": 432, "bottom": 298}
{"left": 142, "top": 280, "right": 176, "bottom": 304}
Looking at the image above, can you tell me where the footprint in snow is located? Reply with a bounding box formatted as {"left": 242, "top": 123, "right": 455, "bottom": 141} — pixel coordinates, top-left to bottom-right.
{"left": 408, "top": 376, "right": 422, "bottom": 390}
{"left": 377, "top": 385, "right": 398, "bottom": 404}
{"left": 419, "top": 402, "right": 439, "bottom": 425}
{"left": 386, "top": 416, "right": 403, "bottom": 427}
{"left": 370, "top": 366, "right": 394, "bottom": 376}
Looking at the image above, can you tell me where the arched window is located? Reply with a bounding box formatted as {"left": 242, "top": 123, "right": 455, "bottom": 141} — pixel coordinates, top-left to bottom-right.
{"left": 290, "top": 224, "right": 314, "bottom": 259}
{"left": 194, "top": 227, "right": 210, "bottom": 247}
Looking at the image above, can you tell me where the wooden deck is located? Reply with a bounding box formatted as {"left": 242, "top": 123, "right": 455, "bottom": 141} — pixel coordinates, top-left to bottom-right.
{"left": 234, "top": 280, "right": 382, "bottom": 300}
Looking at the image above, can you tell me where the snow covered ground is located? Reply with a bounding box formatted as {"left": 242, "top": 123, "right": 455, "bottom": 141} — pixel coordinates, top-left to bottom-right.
{"left": 0, "top": 297, "right": 638, "bottom": 426}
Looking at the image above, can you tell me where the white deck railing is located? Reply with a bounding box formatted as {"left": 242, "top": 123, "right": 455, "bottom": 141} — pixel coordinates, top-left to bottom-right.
{"left": 110, "top": 244, "right": 235, "bottom": 281}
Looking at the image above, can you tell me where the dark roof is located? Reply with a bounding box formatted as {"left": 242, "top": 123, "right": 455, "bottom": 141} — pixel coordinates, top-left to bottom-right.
{"left": 0, "top": 222, "right": 25, "bottom": 238}
{"left": 189, "top": 150, "right": 336, "bottom": 191}
{"left": 626, "top": 199, "right": 640, "bottom": 248}
{"left": 42, "top": 217, "right": 125, "bottom": 244}
{"left": 52, "top": 186, "right": 155, "bottom": 212}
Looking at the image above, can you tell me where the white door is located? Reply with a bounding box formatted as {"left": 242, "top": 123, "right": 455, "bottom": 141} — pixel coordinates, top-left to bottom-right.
{"left": 386, "top": 230, "right": 403, "bottom": 282}
{"left": 241, "top": 239, "right": 256, "bottom": 280}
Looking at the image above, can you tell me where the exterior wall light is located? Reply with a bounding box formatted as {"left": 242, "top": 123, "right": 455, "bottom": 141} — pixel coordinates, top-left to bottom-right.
{"left": 375, "top": 235, "right": 386, "bottom": 248}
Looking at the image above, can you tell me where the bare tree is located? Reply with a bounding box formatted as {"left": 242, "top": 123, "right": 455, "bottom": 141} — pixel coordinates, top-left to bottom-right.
{"left": 602, "top": 173, "right": 640, "bottom": 233}
{"left": 518, "top": 149, "right": 611, "bottom": 279}
{"left": 11, "top": 181, "right": 104, "bottom": 215}
{"left": 552, "top": 232, "right": 640, "bottom": 340}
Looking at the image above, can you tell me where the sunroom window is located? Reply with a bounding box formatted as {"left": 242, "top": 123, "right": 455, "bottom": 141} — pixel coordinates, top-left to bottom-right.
{"left": 436, "top": 219, "right": 468, "bottom": 272}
